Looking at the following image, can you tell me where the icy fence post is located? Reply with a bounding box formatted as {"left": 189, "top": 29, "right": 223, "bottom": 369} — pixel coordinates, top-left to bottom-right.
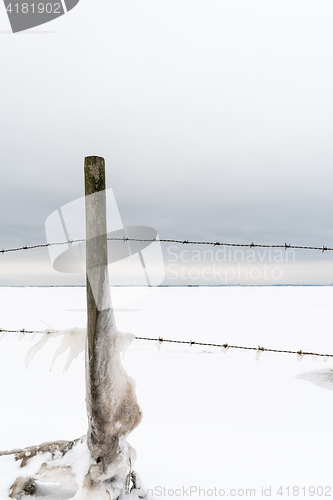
{"left": 83, "top": 156, "right": 143, "bottom": 497}
{"left": 0, "top": 157, "right": 143, "bottom": 500}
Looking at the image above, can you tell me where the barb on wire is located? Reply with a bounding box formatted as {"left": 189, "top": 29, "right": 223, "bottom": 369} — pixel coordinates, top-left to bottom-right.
{"left": 255, "top": 345, "right": 265, "bottom": 361}
{"left": 221, "top": 343, "right": 229, "bottom": 353}
{"left": 1, "top": 237, "right": 333, "bottom": 254}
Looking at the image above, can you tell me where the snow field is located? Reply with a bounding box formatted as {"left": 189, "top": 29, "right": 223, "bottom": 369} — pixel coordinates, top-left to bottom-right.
{"left": 0, "top": 286, "right": 333, "bottom": 499}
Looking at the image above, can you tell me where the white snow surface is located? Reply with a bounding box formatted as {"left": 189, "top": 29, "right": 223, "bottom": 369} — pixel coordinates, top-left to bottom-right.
{"left": 1, "top": 286, "right": 333, "bottom": 499}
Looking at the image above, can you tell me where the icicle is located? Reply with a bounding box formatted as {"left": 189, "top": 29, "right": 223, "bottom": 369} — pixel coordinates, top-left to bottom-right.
{"left": 297, "top": 350, "right": 305, "bottom": 362}
{"left": 221, "top": 343, "right": 229, "bottom": 353}
{"left": 323, "top": 355, "right": 329, "bottom": 362}
{"left": 311, "top": 354, "right": 318, "bottom": 361}
{"left": 25, "top": 328, "right": 87, "bottom": 371}
{"left": 120, "top": 332, "right": 135, "bottom": 361}
{"left": 62, "top": 328, "right": 86, "bottom": 372}
{"left": 156, "top": 337, "right": 164, "bottom": 352}
{"left": 18, "top": 330, "right": 25, "bottom": 341}
{"left": 48, "top": 328, "right": 86, "bottom": 372}
{"left": 25, "top": 331, "right": 61, "bottom": 368}
{"left": 50, "top": 334, "right": 72, "bottom": 371}
{"left": 30, "top": 331, "right": 40, "bottom": 341}
{"left": 255, "top": 346, "right": 264, "bottom": 361}
{"left": 0, "top": 331, "right": 6, "bottom": 341}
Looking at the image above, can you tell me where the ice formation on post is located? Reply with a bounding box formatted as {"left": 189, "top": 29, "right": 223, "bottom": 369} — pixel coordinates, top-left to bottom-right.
{"left": 81, "top": 156, "right": 143, "bottom": 499}
{"left": 82, "top": 273, "right": 143, "bottom": 499}
{"left": 0, "top": 318, "right": 143, "bottom": 499}
{"left": 0, "top": 157, "right": 144, "bottom": 499}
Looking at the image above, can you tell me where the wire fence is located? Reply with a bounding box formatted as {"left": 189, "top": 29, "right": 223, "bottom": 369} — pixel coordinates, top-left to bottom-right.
{"left": 1, "top": 236, "right": 332, "bottom": 362}
{"left": 0, "top": 328, "right": 331, "bottom": 361}
{"left": 1, "top": 237, "right": 333, "bottom": 254}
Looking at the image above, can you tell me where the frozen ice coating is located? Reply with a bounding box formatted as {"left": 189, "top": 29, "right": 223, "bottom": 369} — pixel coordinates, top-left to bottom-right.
{"left": 155, "top": 339, "right": 163, "bottom": 352}
{"left": 24, "top": 328, "right": 86, "bottom": 371}
{"left": 25, "top": 331, "right": 62, "bottom": 369}
{"left": 24, "top": 327, "right": 134, "bottom": 372}
{"left": 83, "top": 279, "right": 142, "bottom": 495}
{"left": 1, "top": 323, "right": 141, "bottom": 497}
{"left": 255, "top": 347, "right": 264, "bottom": 361}
{"left": 297, "top": 351, "right": 305, "bottom": 362}
{"left": 2, "top": 313, "right": 142, "bottom": 497}
{"left": 49, "top": 328, "right": 86, "bottom": 372}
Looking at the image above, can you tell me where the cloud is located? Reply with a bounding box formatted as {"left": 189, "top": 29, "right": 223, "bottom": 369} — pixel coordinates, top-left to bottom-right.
{"left": 1, "top": 0, "right": 333, "bottom": 283}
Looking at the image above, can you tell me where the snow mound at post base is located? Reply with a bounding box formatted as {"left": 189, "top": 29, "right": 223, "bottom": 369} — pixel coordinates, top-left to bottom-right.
{"left": 0, "top": 434, "right": 145, "bottom": 499}
{"left": 1, "top": 326, "right": 145, "bottom": 500}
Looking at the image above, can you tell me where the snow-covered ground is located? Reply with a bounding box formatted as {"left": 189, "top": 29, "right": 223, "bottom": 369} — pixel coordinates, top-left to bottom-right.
{"left": 1, "top": 286, "right": 333, "bottom": 499}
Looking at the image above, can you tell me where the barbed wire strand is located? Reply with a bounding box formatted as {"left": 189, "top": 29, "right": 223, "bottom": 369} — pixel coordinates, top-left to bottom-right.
{"left": 0, "top": 238, "right": 332, "bottom": 254}
{"left": 0, "top": 329, "right": 331, "bottom": 359}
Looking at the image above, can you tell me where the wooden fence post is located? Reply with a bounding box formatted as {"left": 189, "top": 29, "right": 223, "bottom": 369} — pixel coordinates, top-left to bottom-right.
{"left": 0, "top": 156, "right": 143, "bottom": 499}
{"left": 83, "top": 156, "right": 142, "bottom": 496}
{"left": 84, "top": 155, "right": 110, "bottom": 392}
{"left": 84, "top": 155, "right": 115, "bottom": 462}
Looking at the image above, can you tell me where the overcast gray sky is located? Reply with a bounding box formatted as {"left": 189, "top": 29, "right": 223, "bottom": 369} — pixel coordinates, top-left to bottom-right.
{"left": 1, "top": 0, "right": 333, "bottom": 285}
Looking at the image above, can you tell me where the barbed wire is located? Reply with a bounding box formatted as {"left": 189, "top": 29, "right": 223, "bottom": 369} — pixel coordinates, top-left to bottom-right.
{"left": 135, "top": 337, "right": 332, "bottom": 359}
{"left": 0, "top": 329, "right": 46, "bottom": 334}
{"left": 0, "top": 329, "right": 331, "bottom": 360}
{"left": 0, "top": 238, "right": 333, "bottom": 254}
